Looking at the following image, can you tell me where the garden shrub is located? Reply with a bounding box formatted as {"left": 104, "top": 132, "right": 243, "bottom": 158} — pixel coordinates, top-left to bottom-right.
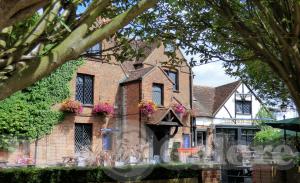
{"left": 0, "top": 59, "right": 83, "bottom": 150}
{"left": 0, "top": 164, "right": 205, "bottom": 183}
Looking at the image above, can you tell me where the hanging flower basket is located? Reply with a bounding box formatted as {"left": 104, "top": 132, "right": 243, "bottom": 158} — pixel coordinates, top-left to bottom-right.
{"left": 173, "top": 103, "right": 185, "bottom": 117}
{"left": 93, "top": 102, "right": 114, "bottom": 118}
{"left": 61, "top": 99, "right": 83, "bottom": 114}
{"left": 138, "top": 100, "right": 157, "bottom": 117}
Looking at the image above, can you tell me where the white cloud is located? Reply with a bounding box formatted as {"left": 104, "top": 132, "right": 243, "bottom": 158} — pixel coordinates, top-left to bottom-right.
{"left": 192, "top": 62, "right": 237, "bottom": 86}
{"left": 181, "top": 50, "right": 237, "bottom": 86}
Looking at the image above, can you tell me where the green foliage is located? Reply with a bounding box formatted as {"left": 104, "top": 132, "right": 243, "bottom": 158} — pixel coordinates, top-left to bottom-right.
{"left": 120, "top": 0, "right": 298, "bottom": 106}
{"left": 256, "top": 107, "right": 274, "bottom": 126}
{"left": 7, "top": 13, "right": 40, "bottom": 47}
{"left": 0, "top": 164, "right": 204, "bottom": 183}
{"left": 0, "top": 59, "right": 83, "bottom": 150}
{"left": 254, "top": 127, "right": 281, "bottom": 145}
{"left": 254, "top": 107, "right": 281, "bottom": 145}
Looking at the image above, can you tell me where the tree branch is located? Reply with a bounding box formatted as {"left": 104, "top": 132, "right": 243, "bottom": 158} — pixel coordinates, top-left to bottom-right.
{"left": 0, "top": 0, "right": 158, "bottom": 100}
{"left": 0, "top": 0, "right": 50, "bottom": 30}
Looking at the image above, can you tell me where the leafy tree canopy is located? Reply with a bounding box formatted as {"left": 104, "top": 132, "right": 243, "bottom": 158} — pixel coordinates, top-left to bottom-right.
{"left": 122, "top": 0, "right": 300, "bottom": 111}
{"left": 2, "top": 0, "right": 300, "bottom": 112}
{"left": 0, "top": 0, "right": 158, "bottom": 100}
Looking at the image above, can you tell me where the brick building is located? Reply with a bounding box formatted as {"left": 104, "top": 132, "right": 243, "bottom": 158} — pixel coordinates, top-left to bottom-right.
{"left": 0, "top": 41, "right": 193, "bottom": 166}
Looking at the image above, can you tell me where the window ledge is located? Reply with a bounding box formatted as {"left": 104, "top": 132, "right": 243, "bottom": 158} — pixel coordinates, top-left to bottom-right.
{"left": 82, "top": 104, "right": 94, "bottom": 108}
{"left": 173, "top": 90, "right": 180, "bottom": 93}
{"left": 235, "top": 113, "right": 251, "bottom": 115}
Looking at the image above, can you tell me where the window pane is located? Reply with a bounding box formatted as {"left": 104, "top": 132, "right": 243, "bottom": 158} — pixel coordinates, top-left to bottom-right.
{"left": 75, "top": 124, "right": 92, "bottom": 153}
{"left": 76, "top": 74, "right": 94, "bottom": 105}
{"left": 243, "top": 101, "right": 251, "bottom": 114}
{"left": 152, "top": 84, "right": 163, "bottom": 105}
{"left": 83, "top": 75, "right": 93, "bottom": 104}
{"left": 196, "top": 132, "right": 203, "bottom": 146}
{"left": 75, "top": 75, "right": 84, "bottom": 103}
{"left": 196, "top": 131, "right": 206, "bottom": 146}
{"left": 169, "top": 71, "right": 178, "bottom": 90}
{"left": 236, "top": 101, "right": 243, "bottom": 114}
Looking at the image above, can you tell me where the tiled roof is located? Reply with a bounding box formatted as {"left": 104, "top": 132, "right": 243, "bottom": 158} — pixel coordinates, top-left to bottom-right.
{"left": 193, "top": 86, "right": 215, "bottom": 117}
{"left": 213, "top": 81, "right": 241, "bottom": 114}
{"left": 120, "top": 67, "right": 154, "bottom": 84}
{"left": 193, "top": 81, "right": 241, "bottom": 117}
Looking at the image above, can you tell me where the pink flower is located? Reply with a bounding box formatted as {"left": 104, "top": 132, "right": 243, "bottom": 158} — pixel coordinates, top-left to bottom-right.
{"left": 93, "top": 102, "right": 114, "bottom": 117}
{"left": 61, "top": 100, "right": 83, "bottom": 114}
{"left": 138, "top": 100, "right": 157, "bottom": 115}
{"left": 173, "top": 104, "right": 185, "bottom": 114}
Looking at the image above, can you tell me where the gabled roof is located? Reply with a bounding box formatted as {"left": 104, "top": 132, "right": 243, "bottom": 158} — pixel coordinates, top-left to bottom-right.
{"left": 120, "top": 67, "right": 154, "bottom": 84}
{"left": 120, "top": 66, "right": 174, "bottom": 85}
{"left": 145, "top": 108, "right": 184, "bottom": 126}
{"left": 213, "top": 80, "right": 241, "bottom": 115}
{"left": 193, "top": 81, "right": 241, "bottom": 117}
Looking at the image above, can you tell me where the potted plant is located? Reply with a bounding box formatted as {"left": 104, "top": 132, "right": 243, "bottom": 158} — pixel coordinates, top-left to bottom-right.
{"left": 138, "top": 100, "right": 157, "bottom": 118}
{"left": 173, "top": 103, "right": 185, "bottom": 118}
{"left": 93, "top": 102, "right": 114, "bottom": 128}
{"left": 61, "top": 99, "right": 83, "bottom": 114}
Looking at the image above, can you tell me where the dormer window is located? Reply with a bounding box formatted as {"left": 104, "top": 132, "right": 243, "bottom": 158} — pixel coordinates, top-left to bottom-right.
{"left": 164, "top": 70, "right": 179, "bottom": 91}
{"left": 86, "top": 42, "right": 102, "bottom": 56}
{"left": 236, "top": 100, "right": 251, "bottom": 115}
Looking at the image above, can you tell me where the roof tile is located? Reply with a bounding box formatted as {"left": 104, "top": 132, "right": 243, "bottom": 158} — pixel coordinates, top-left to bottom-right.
{"left": 193, "top": 81, "right": 241, "bottom": 117}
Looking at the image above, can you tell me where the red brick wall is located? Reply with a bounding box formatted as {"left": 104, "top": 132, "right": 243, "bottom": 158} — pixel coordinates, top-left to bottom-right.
{"left": 0, "top": 43, "right": 193, "bottom": 165}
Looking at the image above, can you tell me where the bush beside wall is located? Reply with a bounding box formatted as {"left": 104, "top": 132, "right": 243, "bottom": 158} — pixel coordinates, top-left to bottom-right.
{"left": 0, "top": 164, "right": 206, "bottom": 183}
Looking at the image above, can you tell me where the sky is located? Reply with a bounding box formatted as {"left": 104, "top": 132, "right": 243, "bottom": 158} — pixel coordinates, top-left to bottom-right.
{"left": 191, "top": 61, "right": 237, "bottom": 87}
{"left": 182, "top": 52, "right": 237, "bottom": 87}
